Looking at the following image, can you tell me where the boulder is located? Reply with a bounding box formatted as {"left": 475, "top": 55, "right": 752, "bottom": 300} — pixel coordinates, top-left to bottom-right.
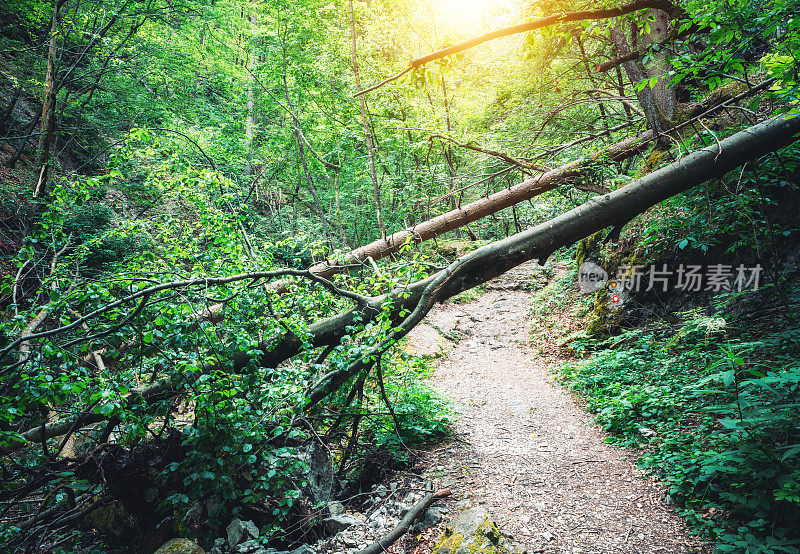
{"left": 305, "top": 441, "right": 335, "bottom": 505}
{"left": 424, "top": 506, "right": 446, "bottom": 527}
{"left": 432, "top": 508, "right": 524, "bottom": 554}
{"left": 226, "top": 518, "right": 259, "bottom": 549}
{"left": 323, "top": 514, "right": 359, "bottom": 534}
{"left": 326, "top": 501, "right": 345, "bottom": 516}
{"left": 154, "top": 538, "right": 205, "bottom": 554}
{"left": 288, "top": 546, "right": 316, "bottom": 554}
{"left": 209, "top": 538, "right": 226, "bottom": 554}
{"left": 235, "top": 539, "right": 264, "bottom": 553}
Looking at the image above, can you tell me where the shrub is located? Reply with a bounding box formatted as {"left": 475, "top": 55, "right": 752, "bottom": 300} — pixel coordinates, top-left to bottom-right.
{"left": 63, "top": 203, "right": 112, "bottom": 238}
{"left": 557, "top": 298, "right": 800, "bottom": 551}
{"left": 84, "top": 233, "right": 152, "bottom": 269}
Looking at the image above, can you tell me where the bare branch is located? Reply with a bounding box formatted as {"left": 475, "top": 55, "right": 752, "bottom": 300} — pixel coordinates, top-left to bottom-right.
{"left": 430, "top": 134, "right": 550, "bottom": 172}
{"left": 356, "top": 0, "right": 685, "bottom": 96}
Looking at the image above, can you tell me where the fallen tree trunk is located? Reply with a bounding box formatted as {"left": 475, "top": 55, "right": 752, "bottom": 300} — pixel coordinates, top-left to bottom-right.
{"left": 5, "top": 112, "right": 799, "bottom": 456}
{"left": 271, "top": 78, "right": 770, "bottom": 294}
{"left": 356, "top": 489, "right": 452, "bottom": 554}
{"left": 76, "top": 79, "right": 771, "bottom": 375}
{"left": 79, "top": 126, "right": 654, "bottom": 372}
{"left": 290, "top": 129, "right": 655, "bottom": 281}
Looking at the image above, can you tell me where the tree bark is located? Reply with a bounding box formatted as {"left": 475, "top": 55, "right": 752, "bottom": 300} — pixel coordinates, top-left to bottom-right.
{"left": 302, "top": 128, "right": 655, "bottom": 280}
{"left": 356, "top": 489, "right": 451, "bottom": 554}
{"left": 5, "top": 111, "right": 798, "bottom": 455}
{"left": 610, "top": 9, "right": 677, "bottom": 139}
{"left": 35, "top": 0, "right": 62, "bottom": 197}
{"left": 349, "top": 0, "right": 386, "bottom": 238}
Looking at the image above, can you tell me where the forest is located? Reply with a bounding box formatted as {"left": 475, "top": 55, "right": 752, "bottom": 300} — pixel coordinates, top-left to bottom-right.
{"left": 0, "top": 0, "right": 798, "bottom": 552}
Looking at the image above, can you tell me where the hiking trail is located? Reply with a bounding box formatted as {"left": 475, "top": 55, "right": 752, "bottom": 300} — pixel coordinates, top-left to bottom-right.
{"left": 406, "top": 261, "right": 709, "bottom": 553}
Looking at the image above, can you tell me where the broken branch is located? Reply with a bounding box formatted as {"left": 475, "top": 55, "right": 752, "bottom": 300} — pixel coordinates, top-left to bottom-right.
{"left": 355, "top": 488, "right": 452, "bottom": 554}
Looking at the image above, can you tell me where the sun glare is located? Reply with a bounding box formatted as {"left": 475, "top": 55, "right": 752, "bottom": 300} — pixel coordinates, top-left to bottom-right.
{"left": 438, "top": 0, "right": 491, "bottom": 28}
{"left": 415, "top": 0, "right": 522, "bottom": 40}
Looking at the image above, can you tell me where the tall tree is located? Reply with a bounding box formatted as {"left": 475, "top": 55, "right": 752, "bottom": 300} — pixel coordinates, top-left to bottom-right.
{"left": 348, "top": 0, "right": 386, "bottom": 238}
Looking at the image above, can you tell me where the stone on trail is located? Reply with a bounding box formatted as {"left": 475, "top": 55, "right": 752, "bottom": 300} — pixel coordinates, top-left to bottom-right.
{"left": 305, "top": 441, "right": 335, "bottom": 505}
{"left": 432, "top": 507, "right": 525, "bottom": 554}
{"left": 326, "top": 500, "right": 345, "bottom": 516}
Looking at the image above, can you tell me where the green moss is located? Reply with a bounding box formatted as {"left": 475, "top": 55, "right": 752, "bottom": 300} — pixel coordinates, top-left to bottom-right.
{"left": 432, "top": 516, "right": 512, "bottom": 554}
{"left": 476, "top": 517, "right": 501, "bottom": 545}
{"left": 637, "top": 147, "right": 672, "bottom": 176}
{"left": 575, "top": 230, "right": 605, "bottom": 267}
{"left": 432, "top": 532, "right": 464, "bottom": 554}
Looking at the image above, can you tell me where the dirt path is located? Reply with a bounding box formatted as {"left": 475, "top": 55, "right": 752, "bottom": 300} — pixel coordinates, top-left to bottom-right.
{"left": 406, "top": 262, "right": 708, "bottom": 553}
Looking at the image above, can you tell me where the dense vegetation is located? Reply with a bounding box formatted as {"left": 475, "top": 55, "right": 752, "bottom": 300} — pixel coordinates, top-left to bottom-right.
{"left": 0, "top": 0, "right": 798, "bottom": 551}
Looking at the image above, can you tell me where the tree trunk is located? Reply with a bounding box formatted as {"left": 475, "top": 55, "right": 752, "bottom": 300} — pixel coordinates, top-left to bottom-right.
{"left": 303, "top": 128, "right": 655, "bottom": 280}
{"left": 610, "top": 8, "right": 677, "bottom": 140}
{"left": 349, "top": 0, "right": 386, "bottom": 238}
{"left": 244, "top": 10, "right": 256, "bottom": 176}
{"left": 35, "top": 0, "right": 62, "bottom": 197}
{"left": 6, "top": 111, "right": 798, "bottom": 454}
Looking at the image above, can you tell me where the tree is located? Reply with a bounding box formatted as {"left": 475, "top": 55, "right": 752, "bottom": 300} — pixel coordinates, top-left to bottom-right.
{"left": 4, "top": 110, "right": 798, "bottom": 454}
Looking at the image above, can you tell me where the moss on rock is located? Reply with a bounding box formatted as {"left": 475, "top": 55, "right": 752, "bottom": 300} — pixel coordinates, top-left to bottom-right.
{"left": 153, "top": 538, "right": 205, "bottom": 554}
{"left": 432, "top": 508, "right": 523, "bottom": 554}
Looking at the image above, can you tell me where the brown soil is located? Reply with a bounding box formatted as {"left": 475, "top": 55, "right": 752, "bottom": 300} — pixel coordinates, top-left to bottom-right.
{"left": 406, "top": 261, "right": 710, "bottom": 553}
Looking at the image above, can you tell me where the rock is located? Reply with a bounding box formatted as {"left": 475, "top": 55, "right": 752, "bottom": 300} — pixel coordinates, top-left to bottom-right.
{"left": 341, "top": 536, "right": 359, "bottom": 548}
{"left": 235, "top": 540, "right": 263, "bottom": 553}
{"left": 82, "top": 500, "right": 138, "bottom": 542}
{"left": 226, "top": 518, "right": 259, "bottom": 549}
{"left": 327, "top": 501, "right": 345, "bottom": 516}
{"left": 209, "top": 538, "right": 226, "bottom": 554}
{"left": 450, "top": 508, "right": 498, "bottom": 541}
{"left": 413, "top": 505, "right": 446, "bottom": 533}
{"left": 305, "top": 441, "right": 335, "bottom": 505}
{"left": 184, "top": 501, "right": 203, "bottom": 526}
{"left": 372, "top": 516, "right": 386, "bottom": 528}
{"left": 323, "top": 514, "right": 359, "bottom": 534}
{"left": 289, "top": 545, "right": 316, "bottom": 554}
{"left": 432, "top": 508, "right": 525, "bottom": 554}
{"left": 539, "top": 531, "right": 554, "bottom": 542}
{"left": 254, "top": 546, "right": 315, "bottom": 554}
{"left": 374, "top": 484, "right": 388, "bottom": 497}
{"left": 154, "top": 538, "right": 205, "bottom": 554}
{"left": 424, "top": 506, "right": 445, "bottom": 527}
{"left": 396, "top": 502, "right": 411, "bottom": 517}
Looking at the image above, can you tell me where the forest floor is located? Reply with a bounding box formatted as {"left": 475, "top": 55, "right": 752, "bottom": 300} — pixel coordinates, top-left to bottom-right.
{"left": 403, "top": 261, "right": 711, "bottom": 553}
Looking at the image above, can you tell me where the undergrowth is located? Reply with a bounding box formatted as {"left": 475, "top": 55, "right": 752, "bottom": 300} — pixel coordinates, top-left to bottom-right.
{"left": 365, "top": 351, "right": 453, "bottom": 458}
{"left": 557, "top": 292, "right": 800, "bottom": 552}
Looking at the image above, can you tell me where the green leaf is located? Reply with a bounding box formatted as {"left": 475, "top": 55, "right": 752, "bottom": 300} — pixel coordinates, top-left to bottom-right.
{"left": 720, "top": 370, "right": 735, "bottom": 388}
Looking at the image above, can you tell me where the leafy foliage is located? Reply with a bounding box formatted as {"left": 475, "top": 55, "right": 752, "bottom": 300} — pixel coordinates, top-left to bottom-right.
{"left": 558, "top": 301, "right": 800, "bottom": 552}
